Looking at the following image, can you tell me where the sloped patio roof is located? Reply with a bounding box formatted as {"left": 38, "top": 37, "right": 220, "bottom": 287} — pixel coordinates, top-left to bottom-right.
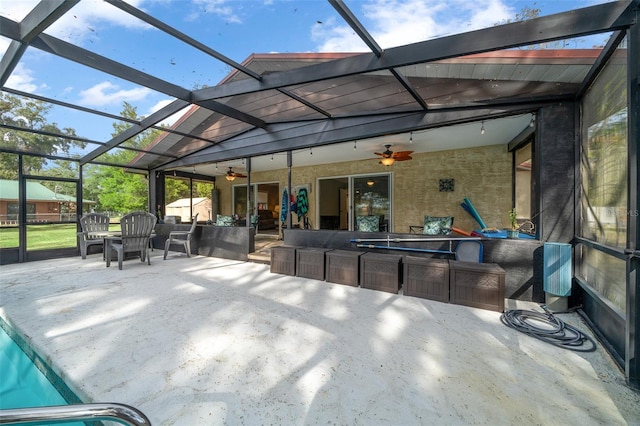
{"left": 0, "top": 0, "right": 637, "bottom": 178}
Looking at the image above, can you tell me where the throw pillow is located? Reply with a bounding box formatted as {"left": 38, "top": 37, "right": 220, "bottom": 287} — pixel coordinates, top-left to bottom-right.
{"left": 216, "top": 215, "right": 235, "bottom": 227}
{"left": 356, "top": 215, "right": 380, "bottom": 232}
{"left": 423, "top": 215, "right": 454, "bottom": 235}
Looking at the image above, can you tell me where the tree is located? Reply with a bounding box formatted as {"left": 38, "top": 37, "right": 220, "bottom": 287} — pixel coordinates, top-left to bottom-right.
{"left": 0, "top": 92, "right": 84, "bottom": 178}
{"left": 496, "top": 3, "right": 597, "bottom": 49}
{"left": 82, "top": 102, "right": 162, "bottom": 213}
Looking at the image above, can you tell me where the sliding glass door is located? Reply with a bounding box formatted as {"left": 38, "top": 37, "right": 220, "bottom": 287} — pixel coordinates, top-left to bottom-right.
{"left": 233, "top": 182, "right": 280, "bottom": 230}
{"left": 318, "top": 174, "right": 391, "bottom": 231}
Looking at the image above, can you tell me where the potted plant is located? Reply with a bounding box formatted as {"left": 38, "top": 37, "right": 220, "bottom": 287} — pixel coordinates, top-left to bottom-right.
{"left": 507, "top": 208, "right": 519, "bottom": 239}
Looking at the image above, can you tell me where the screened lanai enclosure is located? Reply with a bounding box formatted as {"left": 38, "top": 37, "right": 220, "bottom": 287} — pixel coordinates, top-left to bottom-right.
{"left": 0, "top": 0, "right": 638, "bottom": 388}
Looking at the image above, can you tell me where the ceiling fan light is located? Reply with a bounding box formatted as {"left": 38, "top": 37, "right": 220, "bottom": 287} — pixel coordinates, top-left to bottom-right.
{"left": 225, "top": 174, "right": 236, "bottom": 181}
{"left": 380, "top": 157, "right": 395, "bottom": 166}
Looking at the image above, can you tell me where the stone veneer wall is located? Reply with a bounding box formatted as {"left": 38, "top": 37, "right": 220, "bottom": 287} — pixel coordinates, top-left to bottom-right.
{"left": 214, "top": 143, "right": 512, "bottom": 233}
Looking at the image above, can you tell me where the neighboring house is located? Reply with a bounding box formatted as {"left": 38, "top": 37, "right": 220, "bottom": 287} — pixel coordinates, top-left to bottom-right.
{"left": 165, "top": 197, "right": 210, "bottom": 223}
{"left": 0, "top": 179, "right": 94, "bottom": 224}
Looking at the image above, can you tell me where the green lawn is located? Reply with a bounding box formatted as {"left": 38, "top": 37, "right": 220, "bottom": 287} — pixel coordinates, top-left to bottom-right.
{"left": 0, "top": 223, "right": 119, "bottom": 250}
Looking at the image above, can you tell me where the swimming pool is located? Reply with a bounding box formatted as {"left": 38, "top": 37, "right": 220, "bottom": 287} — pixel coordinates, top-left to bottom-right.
{"left": 0, "top": 318, "right": 82, "bottom": 412}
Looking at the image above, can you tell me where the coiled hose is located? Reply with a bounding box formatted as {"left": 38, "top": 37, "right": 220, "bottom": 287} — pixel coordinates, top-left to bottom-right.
{"left": 500, "top": 305, "right": 596, "bottom": 352}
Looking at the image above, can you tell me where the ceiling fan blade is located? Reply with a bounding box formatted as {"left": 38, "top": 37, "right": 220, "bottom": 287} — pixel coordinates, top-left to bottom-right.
{"left": 392, "top": 150, "right": 414, "bottom": 157}
{"left": 394, "top": 155, "right": 413, "bottom": 161}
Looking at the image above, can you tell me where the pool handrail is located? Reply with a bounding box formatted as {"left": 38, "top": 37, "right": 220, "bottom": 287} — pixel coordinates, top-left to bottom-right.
{"left": 0, "top": 403, "right": 151, "bottom": 425}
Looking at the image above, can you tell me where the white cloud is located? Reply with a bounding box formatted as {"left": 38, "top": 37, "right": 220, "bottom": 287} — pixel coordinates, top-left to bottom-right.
{"left": 43, "top": 0, "right": 151, "bottom": 46}
{"left": 312, "top": 17, "right": 369, "bottom": 52}
{"left": 0, "top": 0, "right": 38, "bottom": 21}
{"left": 147, "top": 99, "right": 187, "bottom": 126}
{"left": 0, "top": 0, "right": 151, "bottom": 47}
{"left": 315, "top": 0, "right": 514, "bottom": 52}
{"left": 77, "top": 81, "right": 152, "bottom": 107}
{"left": 188, "top": 0, "right": 242, "bottom": 23}
{"left": 5, "top": 63, "right": 39, "bottom": 92}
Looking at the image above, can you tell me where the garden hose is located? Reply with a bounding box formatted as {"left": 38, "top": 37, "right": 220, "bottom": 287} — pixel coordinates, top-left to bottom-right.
{"left": 501, "top": 305, "right": 596, "bottom": 352}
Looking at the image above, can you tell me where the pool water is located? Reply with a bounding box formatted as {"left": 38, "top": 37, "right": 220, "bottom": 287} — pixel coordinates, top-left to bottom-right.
{"left": 0, "top": 327, "right": 70, "bottom": 409}
{"left": 0, "top": 323, "right": 88, "bottom": 426}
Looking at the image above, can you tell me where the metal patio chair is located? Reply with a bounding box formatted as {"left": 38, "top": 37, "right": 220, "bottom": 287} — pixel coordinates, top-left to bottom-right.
{"left": 106, "top": 211, "right": 157, "bottom": 270}
{"left": 163, "top": 213, "right": 199, "bottom": 259}
{"left": 77, "top": 213, "right": 111, "bottom": 259}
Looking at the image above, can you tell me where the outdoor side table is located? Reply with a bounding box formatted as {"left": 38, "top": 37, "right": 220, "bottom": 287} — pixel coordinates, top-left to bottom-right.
{"left": 449, "top": 261, "right": 505, "bottom": 312}
{"left": 403, "top": 256, "right": 450, "bottom": 302}
{"left": 270, "top": 245, "right": 297, "bottom": 276}
{"left": 360, "top": 252, "right": 403, "bottom": 294}
{"left": 296, "top": 248, "right": 332, "bottom": 280}
{"left": 325, "top": 250, "right": 365, "bottom": 286}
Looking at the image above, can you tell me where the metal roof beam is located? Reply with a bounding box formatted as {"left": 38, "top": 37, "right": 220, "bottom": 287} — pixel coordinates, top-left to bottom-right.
{"left": 329, "top": 0, "right": 428, "bottom": 111}
{"left": 389, "top": 68, "right": 429, "bottom": 110}
{"left": 0, "top": 0, "right": 77, "bottom": 87}
{"left": 277, "top": 88, "right": 332, "bottom": 118}
{"left": 196, "top": 100, "right": 266, "bottom": 129}
{"left": 329, "top": 0, "right": 383, "bottom": 56}
{"left": 81, "top": 99, "right": 190, "bottom": 164}
{"left": 164, "top": 104, "right": 547, "bottom": 168}
{"left": 0, "top": 123, "right": 178, "bottom": 159}
{"left": 20, "top": 0, "right": 79, "bottom": 42}
{"left": 103, "top": 0, "right": 262, "bottom": 81}
{"left": 27, "top": 33, "right": 190, "bottom": 99}
{"left": 105, "top": 0, "right": 325, "bottom": 122}
{"left": 0, "top": 41, "right": 27, "bottom": 87}
{"left": 576, "top": 30, "right": 628, "bottom": 99}
{"left": 0, "top": 28, "right": 264, "bottom": 129}
{"left": 194, "top": 1, "right": 637, "bottom": 101}
{"left": 1, "top": 87, "right": 218, "bottom": 145}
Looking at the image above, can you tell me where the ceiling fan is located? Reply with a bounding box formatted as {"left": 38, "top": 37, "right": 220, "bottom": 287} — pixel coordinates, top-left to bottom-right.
{"left": 374, "top": 144, "right": 413, "bottom": 166}
{"left": 225, "top": 167, "right": 247, "bottom": 181}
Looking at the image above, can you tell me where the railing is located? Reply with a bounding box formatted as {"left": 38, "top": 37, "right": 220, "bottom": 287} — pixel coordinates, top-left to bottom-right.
{"left": 0, "top": 403, "right": 151, "bottom": 425}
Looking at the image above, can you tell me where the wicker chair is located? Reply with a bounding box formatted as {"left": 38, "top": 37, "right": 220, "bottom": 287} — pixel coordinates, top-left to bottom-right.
{"left": 77, "top": 213, "right": 111, "bottom": 259}
{"left": 106, "top": 212, "right": 157, "bottom": 270}
{"left": 163, "top": 213, "right": 199, "bottom": 259}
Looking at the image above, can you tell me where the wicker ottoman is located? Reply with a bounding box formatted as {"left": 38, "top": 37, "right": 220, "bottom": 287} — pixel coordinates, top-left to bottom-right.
{"left": 403, "top": 256, "right": 450, "bottom": 302}
{"left": 270, "top": 245, "right": 297, "bottom": 276}
{"left": 360, "top": 252, "right": 403, "bottom": 294}
{"left": 325, "top": 250, "right": 364, "bottom": 286}
{"left": 449, "top": 261, "right": 505, "bottom": 312}
{"left": 296, "top": 248, "right": 331, "bottom": 280}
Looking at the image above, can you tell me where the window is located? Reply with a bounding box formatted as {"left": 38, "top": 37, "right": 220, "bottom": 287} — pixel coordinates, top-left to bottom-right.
{"left": 514, "top": 140, "right": 533, "bottom": 227}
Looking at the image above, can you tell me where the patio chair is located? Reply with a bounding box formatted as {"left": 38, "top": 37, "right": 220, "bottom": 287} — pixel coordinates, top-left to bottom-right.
{"left": 455, "top": 240, "right": 483, "bottom": 263}
{"left": 163, "top": 213, "right": 199, "bottom": 259}
{"left": 77, "top": 213, "right": 110, "bottom": 259}
{"left": 106, "top": 211, "right": 157, "bottom": 270}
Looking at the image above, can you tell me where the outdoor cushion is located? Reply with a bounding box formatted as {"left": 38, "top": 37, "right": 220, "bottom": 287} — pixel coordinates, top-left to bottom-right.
{"left": 216, "top": 214, "right": 235, "bottom": 226}
{"left": 356, "top": 215, "right": 380, "bottom": 232}
{"left": 423, "top": 215, "right": 454, "bottom": 235}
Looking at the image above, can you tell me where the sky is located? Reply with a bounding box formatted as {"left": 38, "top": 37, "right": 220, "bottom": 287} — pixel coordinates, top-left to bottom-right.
{"left": 0, "top": 0, "right": 611, "bottom": 147}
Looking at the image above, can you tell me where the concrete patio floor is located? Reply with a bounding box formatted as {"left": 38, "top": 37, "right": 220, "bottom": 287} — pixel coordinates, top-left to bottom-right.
{"left": 1, "top": 252, "right": 639, "bottom": 425}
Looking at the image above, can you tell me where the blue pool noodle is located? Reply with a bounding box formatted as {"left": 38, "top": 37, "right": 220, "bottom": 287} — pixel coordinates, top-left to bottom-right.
{"left": 460, "top": 202, "right": 482, "bottom": 227}
{"left": 462, "top": 197, "right": 488, "bottom": 229}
